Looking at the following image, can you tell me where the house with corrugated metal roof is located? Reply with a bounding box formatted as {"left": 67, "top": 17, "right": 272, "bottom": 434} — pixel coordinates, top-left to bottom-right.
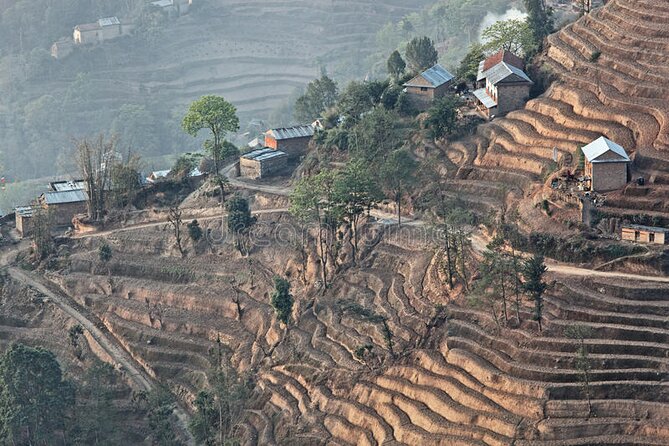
{"left": 403, "top": 63, "right": 455, "bottom": 110}
{"left": 581, "top": 136, "right": 630, "bottom": 191}
{"left": 74, "top": 17, "right": 124, "bottom": 45}
{"left": 240, "top": 148, "right": 289, "bottom": 179}
{"left": 38, "top": 190, "right": 88, "bottom": 227}
{"left": 264, "top": 124, "right": 316, "bottom": 159}
{"left": 473, "top": 50, "right": 533, "bottom": 118}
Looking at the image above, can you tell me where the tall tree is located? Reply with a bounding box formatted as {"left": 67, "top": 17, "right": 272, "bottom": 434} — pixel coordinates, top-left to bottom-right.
{"left": 524, "top": 0, "right": 554, "bottom": 51}
{"left": 270, "top": 276, "right": 294, "bottom": 326}
{"left": 294, "top": 75, "right": 339, "bottom": 122}
{"left": 182, "top": 96, "right": 239, "bottom": 174}
{"left": 387, "top": 50, "right": 406, "bottom": 78}
{"left": 379, "top": 150, "right": 418, "bottom": 227}
{"left": 522, "top": 254, "right": 548, "bottom": 331}
{"left": 457, "top": 43, "right": 485, "bottom": 83}
{"left": 425, "top": 96, "right": 462, "bottom": 139}
{"left": 481, "top": 18, "right": 535, "bottom": 55}
{"left": 405, "top": 36, "right": 439, "bottom": 72}
{"left": 334, "top": 159, "right": 382, "bottom": 264}
{"left": 0, "top": 344, "right": 75, "bottom": 445}
{"left": 75, "top": 134, "right": 117, "bottom": 221}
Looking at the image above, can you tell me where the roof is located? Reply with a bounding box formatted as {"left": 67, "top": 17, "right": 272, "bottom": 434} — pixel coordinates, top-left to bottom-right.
{"left": 50, "top": 180, "right": 85, "bottom": 192}
{"left": 150, "top": 170, "right": 171, "bottom": 178}
{"left": 483, "top": 50, "right": 525, "bottom": 73}
{"left": 15, "top": 206, "right": 34, "bottom": 218}
{"left": 42, "top": 190, "right": 88, "bottom": 205}
{"left": 75, "top": 22, "right": 101, "bottom": 32}
{"left": 151, "top": 0, "right": 174, "bottom": 6}
{"left": 404, "top": 64, "right": 455, "bottom": 89}
{"left": 98, "top": 17, "right": 121, "bottom": 27}
{"left": 266, "top": 125, "right": 315, "bottom": 140}
{"left": 242, "top": 148, "right": 288, "bottom": 162}
{"left": 484, "top": 62, "right": 533, "bottom": 85}
{"left": 581, "top": 137, "right": 630, "bottom": 163}
{"left": 473, "top": 88, "right": 497, "bottom": 109}
{"left": 622, "top": 223, "right": 668, "bottom": 233}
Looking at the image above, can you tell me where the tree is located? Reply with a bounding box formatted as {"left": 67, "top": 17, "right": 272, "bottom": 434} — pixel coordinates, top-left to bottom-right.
{"left": 379, "top": 150, "right": 418, "bottom": 227}
{"left": 188, "top": 219, "right": 203, "bottom": 242}
{"left": 351, "top": 107, "right": 401, "bottom": 162}
{"left": 270, "top": 276, "right": 294, "bottom": 325}
{"left": 457, "top": 43, "right": 485, "bottom": 83}
{"left": 565, "top": 325, "right": 593, "bottom": 416}
{"left": 424, "top": 96, "right": 462, "bottom": 139}
{"left": 578, "top": 0, "right": 593, "bottom": 15}
{"left": 182, "top": 96, "right": 239, "bottom": 174}
{"left": 30, "top": 204, "right": 53, "bottom": 260}
{"left": 524, "top": 0, "right": 554, "bottom": 52}
{"left": 171, "top": 152, "right": 201, "bottom": 182}
{"left": 98, "top": 243, "right": 112, "bottom": 275}
{"left": 0, "top": 344, "right": 75, "bottom": 445}
{"left": 336, "top": 81, "right": 377, "bottom": 125}
{"left": 387, "top": 50, "right": 406, "bottom": 78}
{"left": 294, "top": 75, "right": 339, "bottom": 122}
{"left": 405, "top": 36, "right": 439, "bottom": 73}
{"left": 481, "top": 18, "right": 535, "bottom": 56}
{"left": 334, "top": 159, "right": 382, "bottom": 264}
{"left": 110, "top": 154, "right": 142, "bottom": 208}
{"left": 226, "top": 197, "right": 257, "bottom": 256}
{"left": 167, "top": 206, "right": 185, "bottom": 257}
{"left": 522, "top": 254, "right": 548, "bottom": 331}
{"left": 75, "top": 134, "right": 117, "bottom": 221}
{"left": 145, "top": 385, "right": 180, "bottom": 446}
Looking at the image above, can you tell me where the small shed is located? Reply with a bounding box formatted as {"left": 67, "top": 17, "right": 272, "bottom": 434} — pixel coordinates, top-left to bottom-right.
{"left": 264, "top": 125, "right": 315, "bottom": 159}
{"left": 621, "top": 224, "right": 668, "bottom": 244}
{"left": 403, "top": 63, "right": 455, "bottom": 110}
{"left": 240, "top": 148, "right": 288, "bottom": 179}
{"left": 15, "top": 206, "right": 35, "bottom": 238}
{"left": 581, "top": 137, "right": 630, "bottom": 192}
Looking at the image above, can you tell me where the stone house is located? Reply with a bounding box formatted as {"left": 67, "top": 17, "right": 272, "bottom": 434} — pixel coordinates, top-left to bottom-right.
{"left": 51, "top": 39, "right": 75, "bottom": 59}
{"left": 74, "top": 17, "right": 123, "bottom": 45}
{"left": 240, "top": 148, "right": 288, "bottom": 179}
{"left": 473, "top": 50, "right": 532, "bottom": 118}
{"left": 581, "top": 136, "right": 630, "bottom": 192}
{"left": 403, "top": 64, "right": 455, "bottom": 110}
{"left": 15, "top": 206, "right": 34, "bottom": 238}
{"left": 264, "top": 125, "right": 315, "bottom": 159}
{"left": 38, "top": 190, "right": 88, "bottom": 227}
{"left": 621, "top": 224, "right": 667, "bottom": 244}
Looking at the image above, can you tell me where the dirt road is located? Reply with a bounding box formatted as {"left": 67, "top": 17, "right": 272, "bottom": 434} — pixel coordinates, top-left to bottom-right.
{"left": 0, "top": 245, "right": 195, "bottom": 444}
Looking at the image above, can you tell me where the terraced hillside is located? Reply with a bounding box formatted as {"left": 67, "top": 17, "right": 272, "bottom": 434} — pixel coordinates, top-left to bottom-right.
{"left": 447, "top": 0, "right": 669, "bottom": 222}
{"left": 52, "top": 207, "right": 669, "bottom": 445}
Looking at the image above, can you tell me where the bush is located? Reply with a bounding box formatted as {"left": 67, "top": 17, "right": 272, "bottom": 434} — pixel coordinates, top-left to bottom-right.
{"left": 590, "top": 50, "right": 601, "bottom": 62}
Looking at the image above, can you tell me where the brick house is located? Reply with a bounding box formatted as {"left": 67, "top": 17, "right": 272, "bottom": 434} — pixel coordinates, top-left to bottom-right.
{"left": 74, "top": 17, "right": 123, "bottom": 45}
{"left": 473, "top": 50, "right": 532, "bottom": 118}
{"left": 15, "top": 206, "right": 34, "bottom": 238}
{"left": 264, "top": 125, "right": 315, "bottom": 159}
{"left": 621, "top": 224, "right": 668, "bottom": 244}
{"left": 581, "top": 136, "right": 630, "bottom": 192}
{"left": 38, "top": 190, "right": 88, "bottom": 227}
{"left": 240, "top": 148, "right": 289, "bottom": 179}
{"left": 403, "top": 64, "right": 455, "bottom": 110}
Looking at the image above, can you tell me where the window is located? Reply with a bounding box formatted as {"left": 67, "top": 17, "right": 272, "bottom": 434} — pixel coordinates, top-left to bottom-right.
{"left": 650, "top": 233, "right": 655, "bottom": 243}
{"left": 635, "top": 231, "right": 640, "bottom": 241}
{"left": 420, "top": 87, "right": 428, "bottom": 92}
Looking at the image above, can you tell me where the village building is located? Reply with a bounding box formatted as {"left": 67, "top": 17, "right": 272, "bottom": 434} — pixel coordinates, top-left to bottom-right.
{"left": 51, "top": 39, "right": 75, "bottom": 59}
{"left": 240, "top": 148, "right": 289, "bottom": 179}
{"left": 38, "top": 190, "right": 88, "bottom": 227}
{"left": 150, "top": 0, "right": 193, "bottom": 16}
{"left": 581, "top": 136, "right": 630, "bottom": 192}
{"left": 50, "top": 180, "right": 86, "bottom": 192}
{"left": 15, "top": 206, "right": 34, "bottom": 238}
{"left": 147, "top": 170, "right": 171, "bottom": 183}
{"left": 264, "top": 125, "right": 315, "bottom": 159}
{"left": 403, "top": 63, "right": 455, "bottom": 110}
{"left": 474, "top": 50, "right": 533, "bottom": 118}
{"left": 621, "top": 224, "right": 668, "bottom": 244}
{"left": 73, "top": 17, "right": 124, "bottom": 45}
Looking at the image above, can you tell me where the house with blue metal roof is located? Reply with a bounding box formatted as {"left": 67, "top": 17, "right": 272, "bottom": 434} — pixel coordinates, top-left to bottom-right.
{"left": 403, "top": 63, "right": 455, "bottom": 110}
{"left": 264, "top": 124, "right": 316, "bottom": 159}
{"left": 473, "top": 50, "right": 533, "bottom": 118}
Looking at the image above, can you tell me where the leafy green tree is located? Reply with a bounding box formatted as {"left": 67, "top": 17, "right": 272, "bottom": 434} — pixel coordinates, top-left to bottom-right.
{"left": 524, "top": 0, "right": 554, "bottom": 52}
{"left": 522, "top": 254, "right": 548, "bottom": 331}
{"left": 110, "top": 154, "right": 142, "bottom": 208}
{"left": 405, "top": 36, "right": 439, "bottom": 72}
{"left": 387, "top": 50, "right": 407, "bottom": 78}
{"left": 481, "top": 18, "right": 535, "bottom": 55}
{"left": 294, "top": 75, "right": 339, "bottom": 122}
{"left": 171, "top": 152, "right": 202, "bottom": 182}
{"left": 337, "top": 81, "right": 377, "bottom": 125}
{"left": 379, "top": 150, "right": 418, "bottom": 227}
{"left": 425, "top": 96, "right": 462, "bottom": 139}
{"left": 270, "top": 276, "right": 294, "bottom": 325}
{"left": 226, "top": 197, "right": 257, "bottom": 256}
{"left": 334, "top": 159, "right": 382, "bottom": 264}
{"left": 182, "top": 96, "right": 239, "bottom": 174}
{"left": 188, "top": 219, "right": 203, "bottom": 242}
{"left": 0, "top": 344, "right": 75, "bottom": 445}
{"left": 98, "top": 243, "right": 112, "bottom": 263}
{"left": 457, "top": 43, "right": 485, "bottom": 83}
{"left": 351, "top": 107, "right": 401, "bottom": 162}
